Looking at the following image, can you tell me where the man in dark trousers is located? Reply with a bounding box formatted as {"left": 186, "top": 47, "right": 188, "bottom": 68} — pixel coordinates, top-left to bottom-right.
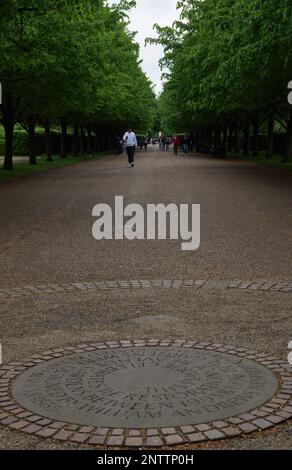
{"left": 123, "top": 126, "right": 138, "bottom": 167}
{"left": 172, "top": 134, "right": 180, "bottom": 155}
{"left": 183, "top": 133, "right": 190, "bottom": 156}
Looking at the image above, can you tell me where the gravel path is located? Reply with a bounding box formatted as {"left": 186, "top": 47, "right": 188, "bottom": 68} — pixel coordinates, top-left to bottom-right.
{"left": 0, "top": 148, "right": 291, "bottom": 449}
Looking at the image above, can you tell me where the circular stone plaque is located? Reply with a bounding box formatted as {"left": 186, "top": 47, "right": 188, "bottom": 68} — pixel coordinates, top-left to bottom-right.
{"left": 12, "top": 347, "right": 279, "bottom": 429}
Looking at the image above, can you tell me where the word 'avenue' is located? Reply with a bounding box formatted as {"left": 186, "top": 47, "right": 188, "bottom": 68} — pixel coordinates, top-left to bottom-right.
{"left": 92, "top": 196, "right": 200, "bottom": 251}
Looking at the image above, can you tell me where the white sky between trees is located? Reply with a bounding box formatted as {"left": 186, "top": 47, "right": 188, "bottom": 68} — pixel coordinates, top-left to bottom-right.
{"left": 108, "top": 0, "right": 180, "bottom": 94}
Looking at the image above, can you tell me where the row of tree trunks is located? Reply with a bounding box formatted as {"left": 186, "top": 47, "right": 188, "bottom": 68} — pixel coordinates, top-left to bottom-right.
{"left": 94, "top": 126, "right": 99, "bottom": 152}
{"left": 224, "top": 113, "right": 292, "bottom": 161}
{"left": 2, "top": 108, "right": 117, "bottom": 168}
{"left": 87, "top": 125, "right": 92, "bottom": 154}
{"left": 227, "top": 128, "right": 234, "bottom": 151}
{"left": 284, "top": 108, "right": 292, "bottom": 163}
{"left": 242, "top": 118, "right": 250, "bottom": 156}
{"left": 199, "top": 115, "right": 268, "bottom": 158}
{"left": 70, "top": 124, "right": 115, "bottom": 157}
{"left": 43, "top": 121, "right": 115, "bottom": 160}
{"left": 60, "top": 119, "right": 68, "bottom": 158}
{"left": 222, "top": 127, "right": 228, "bottom": 149}
{"left": 73, "top": 124, "right": 79, "bottom": 156}
{"left": 252, "top": 114, "right": 260, "bottom": 157}
{"left": 2, "top": 92, "right": 15, "bottom": 171}
{"left": 26, "top": 114, "right": 292, "bottom": 163}
{"left": 44, "top": 119, "right": 53, "bottom": 161}
{"left": 267, "top": 115, "right": 274, "bottom": 160}
{"left": 27, "top": 115, "right": 37, "bottom": 166}
{"left": 234, "top": 122, "right": 240, "bottom": 153}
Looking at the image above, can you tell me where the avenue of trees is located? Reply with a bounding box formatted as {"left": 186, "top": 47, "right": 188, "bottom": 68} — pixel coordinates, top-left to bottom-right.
{"left": 0, "top": 0, "right": 157, "bottom": 170}
{"left": 152, "top": 0, "right": 292, "bottom": 161}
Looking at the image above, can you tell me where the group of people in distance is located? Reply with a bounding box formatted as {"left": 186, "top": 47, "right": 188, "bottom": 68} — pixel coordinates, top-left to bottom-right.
{"left": 115, "top": 126, "right": 196, "bottom": 169}
{"left": 159, "top": 134, "right": 194, "bottom": 156}
{"left": 139, "top": 135, "right": 150, "bottom": 152}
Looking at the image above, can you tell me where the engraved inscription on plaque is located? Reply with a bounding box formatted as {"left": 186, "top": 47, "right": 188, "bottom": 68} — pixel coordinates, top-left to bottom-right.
{"left": 12, "top": 348, "right": 279, "bottom": 428}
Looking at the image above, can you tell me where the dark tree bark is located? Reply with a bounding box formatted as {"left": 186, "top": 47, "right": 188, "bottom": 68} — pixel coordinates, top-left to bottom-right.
{"left": 44, "top": 119, "right": 53, "bottom": 162}
{"left": 243, "top": 117, "right": 250, "bottom": 156}
{"left": 197, "top": 132, "right": 202, "bottom": 150}
{"left": 283, "top": 108, "right": 292, "bottom": 163}
{"left": 203, "top": 132, "right": 207, "bottom": 147}
{"left": 99, "top": 124, "right": 105, "bottom": 151}
{"left": 227, "top": 128, "right": 234, "bottom": 152}
{"left": 60, "top": 118, "right": 68, "bottom": 158}
{"left": 73, "top": 124, "right": 79, "bottom": 156}
{"left": 222, "top": 127, "right": 228, "bottom": 149}
{"left": 234, "top": 121, "right": 240, "bottom": 153}
{"left": 215, "top": 128, "right": 221, "bottom": 146}
{"left": 2, "top": 92, "right": 15, "bottom": 170}
{"left": 252, "top": 114, "right": 260, "bottom": 157}
{"left": 107, "top": 130, "right": 112, "bottom": 149}
{"left": 207, "top": 130, "right": 212, "bottom": 151}
{"left": 211, "top": 129, "right": 215, "bottom": 147}
{"left": 266, "top": 115, "right": 274, "bottom": 160}
{"left": 86, "top": 125, "right": 92, "bottom": 154}
{"left": 94, "top": 127, "right": 99, "bottom": 152}
{"left": 27, "top": 116, "right": 37, "bottom": 165}
{"left": 80, "top": 126, "right": 85, "bottom": 155}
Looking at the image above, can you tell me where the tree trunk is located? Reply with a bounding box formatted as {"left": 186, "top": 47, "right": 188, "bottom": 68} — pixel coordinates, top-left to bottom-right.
{"left": 215, "top": 128, "right": 221, "bottom": 146}
{"left": 207, "top": 130, "right": 212, "bottom": 151}
{"left": 86, "top": 125, "right": 92, "bottom": 154}
{"left": 3, "top": 123, "right": 14, "bottom": 170}
{"left": 252, "top": 114, "right": 260, "bottom": 157}
{"left": 243, "top": 117, "right": 250, "bottom": 156}
{"left": 283, "top": 109, "right": 292, "bottom": 163}
{"left": 44, "top": 119, "right": 53, "bottom": 162}
{"left": 108, "top": 130, "right": 112, "bottom": 149}
{"left": 28, "top": 117, "right": 37, "bottom": 165}
{"left": 100, "top": 125, "right": 105, "bottom": 151}
{"left": 233, "top": 121, "right": 240, "bottom": 153}
{"left": 205, "top": 132, "right": 209, "bottom": 147}
{"left": 211, "top": 129, "right": 215, "bottom": 147}
{"left": 80, "top": 126, "right": 85, "bottom": 155}
{"left": 94, "top": 127, "right": 99, "bottom": 152}
{"left": 227, "top": 128, "right": 233, "bottom": 152}
{"left": 266, "top": 115, "right": 274, "bottom": 160}
{"left": 73, "top": 124, "right": 79, "bottom": 156}
{"left": 222, "top": 127, "right": 227, "bottom": 148}
{"left": 60, "top": 119, "right": 68, "bottom": 158}
{"left": 2, "top": 92, "right": 15, "bottom": 170}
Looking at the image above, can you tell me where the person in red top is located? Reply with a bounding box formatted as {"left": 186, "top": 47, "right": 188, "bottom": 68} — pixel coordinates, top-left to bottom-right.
{"left": 172, "top": 134, "right": 180, "bottom": 156}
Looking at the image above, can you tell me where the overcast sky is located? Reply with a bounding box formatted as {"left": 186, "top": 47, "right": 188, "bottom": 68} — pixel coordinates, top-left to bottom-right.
{"left": 108, "top": 1, "right": 180, "bottom": 94}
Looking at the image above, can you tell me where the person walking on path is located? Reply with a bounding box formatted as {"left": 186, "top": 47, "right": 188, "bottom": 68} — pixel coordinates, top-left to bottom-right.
{"left": 166, "top": 136, "right": 171, "bottom": 151}
{"left": 183, "top": 133, "right": 190, "bottom": 156}
{"left": 162, "top": 136, "right": 166, "bottom": 151}
{"left": 123, "top": 126, "right": 137, "bottom": 167}
{"left": 172, "top": 134, "right": 180, "bottom": 156}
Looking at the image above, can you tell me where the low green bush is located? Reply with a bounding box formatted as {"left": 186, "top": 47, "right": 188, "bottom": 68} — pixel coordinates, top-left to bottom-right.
{"left": 0, "top": 130, "right": 30, "bottom": 156}
{"left": 0, "top": 130, "right": 49, "bottom": 156}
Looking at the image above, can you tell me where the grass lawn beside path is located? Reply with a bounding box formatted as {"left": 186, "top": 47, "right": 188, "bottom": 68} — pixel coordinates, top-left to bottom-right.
{"left": 0, "top": 152, "right": 111, "bottom": 183}
{"left": 226, "top": 151, "right": 292, "bottom": 172}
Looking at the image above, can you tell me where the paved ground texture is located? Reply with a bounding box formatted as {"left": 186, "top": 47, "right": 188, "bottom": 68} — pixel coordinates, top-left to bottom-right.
{"left": 0, "top": 147, "right": 291, "bottom": 449}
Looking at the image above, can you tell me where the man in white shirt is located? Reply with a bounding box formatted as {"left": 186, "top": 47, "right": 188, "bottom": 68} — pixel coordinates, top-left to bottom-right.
{"left": 123, "top": 126, "right": 138, "bottom": 167}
